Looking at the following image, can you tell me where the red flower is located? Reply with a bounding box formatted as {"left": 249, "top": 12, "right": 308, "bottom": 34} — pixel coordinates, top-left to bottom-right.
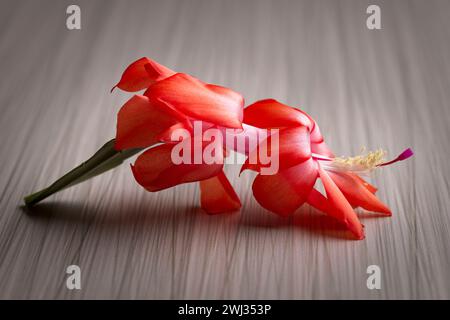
{"left": 113, "top": 57, "right": 243, "bottom": 214}
{"left": 24, "top": 57, "right": 412, "bottom": 241}
{"left": 241, "top": 99, "right": 413, "bottom": 239}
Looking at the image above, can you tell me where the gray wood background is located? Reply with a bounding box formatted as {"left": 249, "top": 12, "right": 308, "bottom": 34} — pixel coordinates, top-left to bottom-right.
{"left": 0, "top": 0, "right": 449, "bottom": 299}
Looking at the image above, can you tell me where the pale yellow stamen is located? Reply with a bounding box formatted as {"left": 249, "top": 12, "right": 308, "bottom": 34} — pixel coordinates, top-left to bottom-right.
{"left": 322, "top": 148, "right": 387, "bottom": 173}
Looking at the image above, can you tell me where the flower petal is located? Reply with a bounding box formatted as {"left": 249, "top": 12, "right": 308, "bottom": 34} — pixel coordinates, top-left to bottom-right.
{"left": 222, "top": 124, "right": 265, "bottom": 156}
{"left": 311, "top": 140, "right": 335, "bottom": 158}
{"left": 199, "top": 171, "right": 241, "bottom": 214}
{"left": 327, "top": 171, "right": 391, "bottom": 215}
{"left": 242, "top": 126, "right": 311, "bottom": 173}
{"left": 243, "top": 99, "right": 335, "bottom": 157}
{"left": 318, "top": 165, "right": 365, "bottom": 239}
{"left": 145, "top": 73, "right": 244, "bottom": 129}
{"left": 354, "top": 175, "right": 378, "bottom": 194}
{"left": 115, "top": 95, "right": 187, "bottom": 150}
{"left": 113, "top": 57, "right": 175, "bottom": 92}
{"left": 156, "top": 122, "right": 193, "bottom": 143}
{"left": 308, "top": 120, "right": 325, "bottom": 143}
{"left": 304, "top": 113, "right": 336, "bottom": 156}
{"left": 243, "top": 99, "right": 311, "bottom": 129}
{"left": 131, "top": 142, "right": 223, "bottom": 192}
{"left": 252, "top": 158, "right": 318, "bottom": 216}
{"left": 307, "top": 188, "right": 334, "bottom": 214}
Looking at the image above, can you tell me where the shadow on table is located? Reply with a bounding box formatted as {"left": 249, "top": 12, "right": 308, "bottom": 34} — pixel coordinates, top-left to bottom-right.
{"left": 19, "top": 201, "right": 388, "bottom": 241}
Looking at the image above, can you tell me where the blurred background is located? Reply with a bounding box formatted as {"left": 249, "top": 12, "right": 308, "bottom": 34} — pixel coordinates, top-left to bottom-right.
{"left": 0, "top": 0, "right": 449, "bottom": 299}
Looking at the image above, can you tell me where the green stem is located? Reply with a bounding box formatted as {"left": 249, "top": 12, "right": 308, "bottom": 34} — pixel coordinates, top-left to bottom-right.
{"left": 23, "top": 139, "right": 143, "bottom": 207}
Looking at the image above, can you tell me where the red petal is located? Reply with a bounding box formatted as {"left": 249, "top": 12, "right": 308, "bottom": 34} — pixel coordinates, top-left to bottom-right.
{"left": 242, "top": 126, "right": 311, "bottom": 173}
{"left": 115, "top": 95, "right": 187, "bottom": 150}
{"left": 156, "top": 122, "right": 193, "bottom": 143}
{"left": 144, "top": 60, "right": 176, "bottom": 83}
{"left": 354, "top": 175, "right": 378, "bottom": 194}
{"left": 243, "top": 99, "right": 311, "bottom": 129}
{"left": 318, "top": 165, "right": 365, "bottom": 240}
{"left": 199, "top": 171, "right": 241, "bottom": 214}
{"left": 327, "top": 171, "right": 391, "bottom": 215}
{"left": 307, "top": 188, "right": 334, "bottom": 214}
{"left": 113, "top": 57, "right": 175, "bottom": 92}
{"left": 308, "top": 115, "right": 335, "bottom": 156}
{"left": 252, "top": 158, "right": 318, "bottom": 216}
{"left": 243, "top": 99, "right": 335, "bottom": 157}
{"left": 311, "top": 141, "right": 335, "bottom": 158}
{"left": 145, "top": 73, "right": 244, "bottom": 129}
{"left": 131, "top": 142, "right": 223, "bottom": 191}
{"left": 309, "top": 121, "right": 324, "bottom": 143}
{"left": 222, "top": 124, "right": 265, "bottom": 156}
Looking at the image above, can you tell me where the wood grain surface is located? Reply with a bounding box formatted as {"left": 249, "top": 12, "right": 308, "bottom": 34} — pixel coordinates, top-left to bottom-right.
{"left": 0, "top": 0, "right": 449, "bottom": 299}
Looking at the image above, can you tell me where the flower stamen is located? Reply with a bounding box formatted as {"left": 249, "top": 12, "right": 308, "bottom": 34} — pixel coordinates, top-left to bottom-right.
{"left": 319, "top": 148, "right": 386, "bottom": 174}
{"left": 335, "top": 148, "right": 386, "bottom": 169}
{"left": 316, "top": 147, "right": 414, "bottom": 174}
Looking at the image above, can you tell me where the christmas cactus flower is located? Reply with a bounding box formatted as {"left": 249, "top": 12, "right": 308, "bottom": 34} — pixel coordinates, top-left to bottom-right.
{"left": 241, "top": 99, "right": 413, "bottom": 239}
{"left": 23, "top": 57, "right": 413, "bottom": 240}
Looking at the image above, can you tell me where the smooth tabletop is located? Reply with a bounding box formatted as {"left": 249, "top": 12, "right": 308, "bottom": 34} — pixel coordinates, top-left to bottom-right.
{"left": 0, "top": 0, "right": 449, "bottom": 299}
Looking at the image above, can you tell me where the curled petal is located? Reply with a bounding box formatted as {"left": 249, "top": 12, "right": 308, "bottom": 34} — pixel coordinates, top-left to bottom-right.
{"left": 131, "top": 143, "right": 223, "bottom": 192}
{"left": 222, "top": 124, "right": 266, "bottom": 156}
{"left": 243, "top": 99, "right": 311, "bottom": 129}
{"left": 243, "top": 99, "right": 334, "bottom": 157}
{"left": 327, "top": 171, "right": 391, "bottom": 215}
{"left": 115, "top": 95, "right": 187, "bottom": 150}
{"left": 318, "top": 165, "right": 365, "bottom": 240}
{"left": 242, "top": 126, "right": 311, "bottom": 173}
{"left": 309, "top": 122, "right": 327, "bottom": 145}
{"left": 252, "top": 158, "right": 318, "bottom": 216}
{"left": 301, "top": 112, "right": 334, "bottom": 155}
{"left": 144, "top": 60, "right": 176, "bottom": 83}
{"left": 311, "top": 140, "right": 335, "bottom": 158}
{"left": 113, "top": 57, "right": 175, "bottom": 92}
{"left": 145, "top": 73, "right": 244, "bottom": 129}
{"left": 199, "top": 171, "right": 241, "bottom": 214}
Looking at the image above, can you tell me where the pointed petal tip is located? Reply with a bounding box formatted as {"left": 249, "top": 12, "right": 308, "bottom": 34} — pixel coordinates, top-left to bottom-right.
{"left": 349, "top": 222, "right": 365, "bottom": 240}
{"left": 115, "top": 57, "right": 175, "bottom": 92}
{"left": 355, "top": 232, "right": 366, "bottom": 240}
{"left": 380, "top": 204, "right": 392, "bottom": 215}
{"left": 385, "top": 211, "right": 392, "bottom": 217}
{"left": 372, "top": 201, "right": 392, "bottom": 216}
{"left": 200, "top": 172, "right": 242, "bottom": 214}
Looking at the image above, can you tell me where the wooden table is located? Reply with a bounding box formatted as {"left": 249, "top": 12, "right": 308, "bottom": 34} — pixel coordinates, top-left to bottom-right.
{"left": 0, "top": 0, "right": 449, "bottom": 299}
